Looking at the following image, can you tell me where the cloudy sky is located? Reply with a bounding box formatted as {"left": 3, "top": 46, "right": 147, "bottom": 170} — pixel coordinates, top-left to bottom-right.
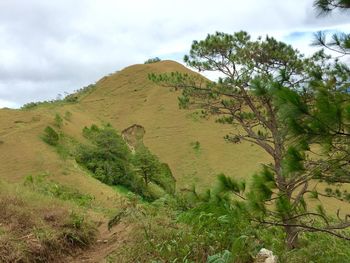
{"left": 0, "top": 0, "right": 349, "bottom": 108}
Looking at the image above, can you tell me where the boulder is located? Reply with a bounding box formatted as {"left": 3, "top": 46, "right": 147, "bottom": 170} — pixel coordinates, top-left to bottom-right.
{"left": 254, "top": 248, "right": 277, "bottom": 263}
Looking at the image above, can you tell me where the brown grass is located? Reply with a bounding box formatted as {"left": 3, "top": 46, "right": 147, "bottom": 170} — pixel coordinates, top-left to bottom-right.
{"left": 0, "top": 60, "right": 349, "bottom": 211}
{"left": 0, "top": 181, "right": 97, "bottom": 262}
{"left": 78, "top": 60, "right": 270, "bottom": 189}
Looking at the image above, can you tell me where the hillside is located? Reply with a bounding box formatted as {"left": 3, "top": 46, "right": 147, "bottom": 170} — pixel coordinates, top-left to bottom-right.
{"left": 0, "top": 106, "right": 121, "bottom": 206}
{"left": 0, "top": 61, "right": 272, "bottom": 261}
{"left": 78, "top": 60, "right": 270, "bottom": 189}
{"left": 1, "top": 60, "right": 350, "bottom": 262}
{"left": 0, "top": 60, "right": 269, "bottom": 191}
{"left": 1, "top": 60, "right": 349, "bottom": 207}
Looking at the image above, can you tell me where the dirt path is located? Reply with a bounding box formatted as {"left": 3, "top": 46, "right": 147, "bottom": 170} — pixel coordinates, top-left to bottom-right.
{"left": 69, "top": 221, "right": 132, "bottom": 263}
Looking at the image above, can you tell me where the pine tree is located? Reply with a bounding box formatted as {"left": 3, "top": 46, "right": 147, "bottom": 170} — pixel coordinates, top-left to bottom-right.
{"left": 150, "top": 31, "right": 350, "bottom": 248}
{"left": 313, "top": 0, "right": 350, "bottom": 55}
{"left": 133, "top": 146, "right": 160, "bottom": 186}
{"left": 314, "top": 0, "right": 350, "bottom": 13}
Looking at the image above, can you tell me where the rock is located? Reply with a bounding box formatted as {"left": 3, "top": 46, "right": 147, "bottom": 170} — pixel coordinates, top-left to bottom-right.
{"left": 121, "top": 124, "right": 146, "bottom": 152}
{"left": 254, "top": 248, "right": 277, "bottom": 263}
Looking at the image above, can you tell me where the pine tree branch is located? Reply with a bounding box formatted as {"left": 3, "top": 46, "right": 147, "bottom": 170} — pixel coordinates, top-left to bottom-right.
{"left": 255, "top": 219, "right": 350, "bottom": 241}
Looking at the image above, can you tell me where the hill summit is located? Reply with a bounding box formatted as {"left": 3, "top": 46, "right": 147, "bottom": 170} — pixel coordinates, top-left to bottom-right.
{"left": 0, "top": 60, "right": 267, "bottom": 191}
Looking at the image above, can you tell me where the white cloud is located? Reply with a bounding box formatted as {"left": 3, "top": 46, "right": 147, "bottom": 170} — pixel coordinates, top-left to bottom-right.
{"left": 0, "top": 0, "right": 349, "bottom": 108}
{"left": 0, "top": 99, "right": 20, "bottom": 109}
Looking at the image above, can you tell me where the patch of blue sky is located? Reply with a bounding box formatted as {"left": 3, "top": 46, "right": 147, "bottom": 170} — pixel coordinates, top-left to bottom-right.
{"left": 165, "top": 52, "right": 185, "bottom": 63}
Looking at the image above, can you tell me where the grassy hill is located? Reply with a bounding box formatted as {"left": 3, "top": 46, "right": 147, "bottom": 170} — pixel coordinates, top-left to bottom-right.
{"left": 0, "top": 60, "right": 269, "bottom": 190}
{"left": 0, "top": 60, "right": 271, "bottom": 261}
{"left": 1, "top": 60, "right": 350, "bottom": 262}
{"left": 78, "top": 60, "right": 270, "bottom": 189}
{"left": 1, "top": 59, "right": 349, "bottom": 207}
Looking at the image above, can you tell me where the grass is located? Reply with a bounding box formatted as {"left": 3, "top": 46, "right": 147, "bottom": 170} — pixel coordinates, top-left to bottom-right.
{"left": 0, "top": 60, "right": 270, "bottom": 190}
{"left": 0, "top": 180, "right": 97, "bottom": 262}
{"left": 103, "top": 191, "right": 350, "bottom": 263}
{"left": 190, "top": 141, "right": 201, "bottom": 155}
{"left": 77, "top": 60, "right": 271, "bottom": 189}
{"left": 112, "top": 185, "right": 133, "bottom": 195}
{"left": 1, "top": 60, "right": 350, "bottom": 261}
{"left": 24, "top": 173, "right": 95, "bottom": 208}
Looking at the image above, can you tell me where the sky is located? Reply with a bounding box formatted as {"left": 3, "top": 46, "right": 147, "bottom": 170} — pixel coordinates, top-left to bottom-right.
{"left": 0, "top": 0, "right": 349, "bottom": 108}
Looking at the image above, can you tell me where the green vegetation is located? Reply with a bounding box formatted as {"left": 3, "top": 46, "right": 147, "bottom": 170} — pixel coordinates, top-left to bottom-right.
{"left": 21, "top": 84, "right": 96, "bottom": 110}
{"left": 42, "top": 126, "right": 59, "bottom": 146}
{"left": 0, "top": 180, "right": 97, "bottom": 262}
{"left": 150, "top": 28, "right": 350, "bottom": 250}
{"left": 77, "top": 124, "right": 134, "bottom": 186}
{"left": 105, "top": 188, "right": 350, "bottom": 262}
{"left": 76, "top": 124, "right": 175, "bottom": 200}
{"left": 144, "top": 57, "right": 161, "bottom": 64}
{"left": 24, "top": 173, "right": 94, "bottom": 207}
{"left": 190, "top": 141, "right": 201, "bottom": 154}
{"left": 54, "top": 113, "right": 63, "bottom": 128}
{"left": 133, "top": 146, "right": 176, "bottom": 194}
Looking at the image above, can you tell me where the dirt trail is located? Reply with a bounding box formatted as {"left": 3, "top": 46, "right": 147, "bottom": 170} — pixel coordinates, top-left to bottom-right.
{"left": 70, "top": 221, "right": 132, "bottom": 263}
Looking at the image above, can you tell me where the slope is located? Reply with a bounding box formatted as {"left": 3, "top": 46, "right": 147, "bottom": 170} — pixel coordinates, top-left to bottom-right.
{"left": 78, "top": 60, "right": 270, "bottom": 189}
{"left": 0, "top": 106, "right": 121, "bottom": 207}
{"left": 0, "top": 59, "right": 348, "bottom": 210}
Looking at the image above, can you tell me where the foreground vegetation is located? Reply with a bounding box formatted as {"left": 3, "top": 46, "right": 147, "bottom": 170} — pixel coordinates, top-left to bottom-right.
{"left": 0, "top": 180, "right": 97, "bottom": 262}
{"left": 104, "top": 186, "right": 350, "bottom": 263}
{"left": 36, "top": 110, "right": 350, "bottom": 262}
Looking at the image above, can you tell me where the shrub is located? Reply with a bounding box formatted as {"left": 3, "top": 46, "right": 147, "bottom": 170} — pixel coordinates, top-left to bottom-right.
{"left": 133, "top": 146, "right": 176, "bottom": 195}
{"left": 76, "top": 125, "right": 132, "bottom": 184}
{"left": 62, "top": 211, "right": 97, "bottom": 248}
{"left": 54, "top": 113, "right": 63, "bottom": 128}
{"left": 76, "top": 125, "right": 147, "bottom": 196}
{"left": 42, "top": 126, "right": 59, "bottom": 146}
{"left": 21, "top": 101, "right": 39, "bottom": 109}
{"left": 144, "top": 57, "right": 161, "bottom": 64}
{"left": 76, "top": 125, "right": 174, "bottom": 201}
{"left": 190, "top": 141, "right": 201, "bottom": 154}
{"left": 64, "top": 94, "right": 78, "bottom": 103}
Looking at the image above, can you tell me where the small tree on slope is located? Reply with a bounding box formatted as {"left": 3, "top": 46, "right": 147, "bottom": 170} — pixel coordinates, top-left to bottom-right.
{"left": 150, "top": 31, "right": 350, "bottom": 249}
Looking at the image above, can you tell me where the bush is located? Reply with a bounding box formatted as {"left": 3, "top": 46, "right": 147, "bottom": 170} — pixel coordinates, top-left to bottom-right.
{"left": 42, "top": 126, "right": 59, "bottom": 146}
{"left": 63, "top": 94, "right": 78, "bottom": 103}
{"left": 54, "top": 113, "right": 63, "bottom": 128}
{"left": 76, "top": 125, "right": 175, "bottom": 201}
{"left": 144, "top": 57, "right": 161, "bottom": 64}
{"left": 132, "top": 146, "right": 176, "bottom": 195}
{"left": 190, "top": 141, "right": 201, "bottom": 154}
{"left": 76, "top": 125, "right": 132, "bottom": 184}
{"left": 21, "top": 101, "right": 39, "bottom": 109}
{"left": 76, "top": 125, "right": 150, "bottom": 198}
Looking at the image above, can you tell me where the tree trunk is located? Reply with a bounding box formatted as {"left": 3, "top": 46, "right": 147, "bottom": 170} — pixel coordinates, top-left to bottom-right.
{"left": 143, "top": 170, "right": 149, "bottom": 186}
{"left": 284, "top": 224, "right": 299, "bottom": 249}
{"left": 275, "top": 153, "right": 299, "bottom": 249}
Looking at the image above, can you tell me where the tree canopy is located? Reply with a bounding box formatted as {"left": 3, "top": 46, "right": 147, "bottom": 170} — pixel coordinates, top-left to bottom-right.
{"left": 150, "top": 30, "right": 350, "bottom": 249}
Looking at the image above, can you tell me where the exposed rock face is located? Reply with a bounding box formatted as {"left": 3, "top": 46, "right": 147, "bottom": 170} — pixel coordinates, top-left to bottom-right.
{"left": 121, "top": 124, "right": 145, "bottom": 152}
{"left": 254, "top": 248, "right": 277, "bottom": 263}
